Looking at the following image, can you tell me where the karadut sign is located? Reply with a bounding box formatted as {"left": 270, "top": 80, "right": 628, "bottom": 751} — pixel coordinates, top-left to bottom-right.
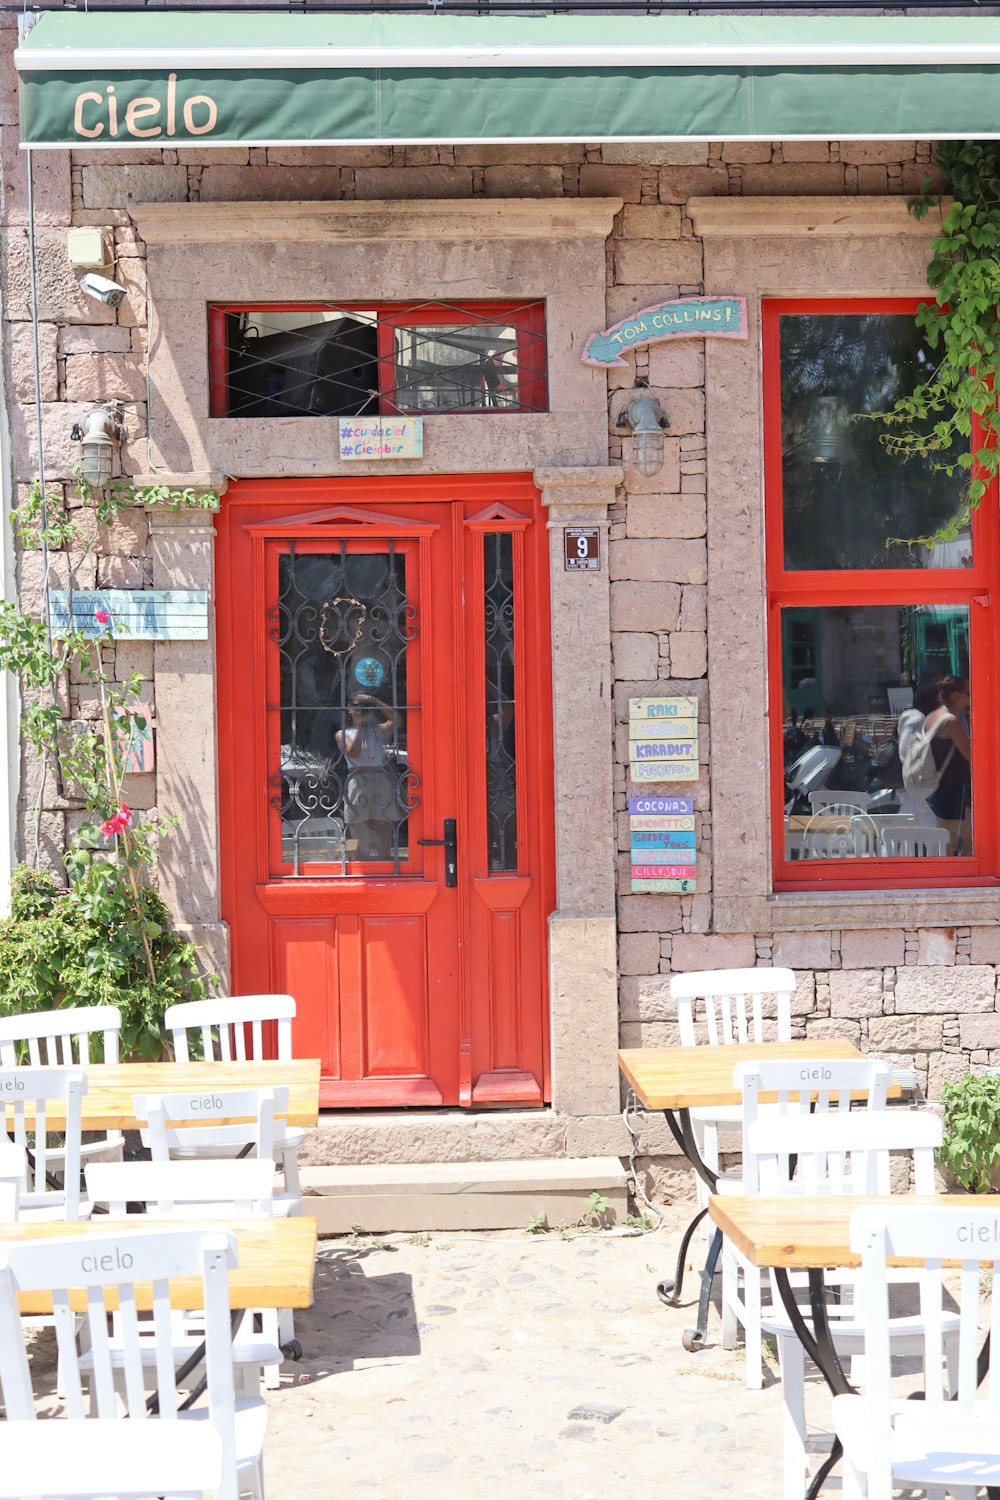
{"left": 583, "top": 296, "right": 748, "bottom": 368}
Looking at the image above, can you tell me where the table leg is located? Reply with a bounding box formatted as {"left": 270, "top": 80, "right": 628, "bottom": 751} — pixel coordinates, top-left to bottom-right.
{"left": 656, "top": 1206, "right": 707, "bottom": 1306}
{"left": 681, "top": 1227, "right": 723, "bottom": 1353}
{"left": 657, "top": 1109, "right": 723, "bottom": 1344}
{"left": 772, "top": 1267, "right": 853, "bottom": 1500}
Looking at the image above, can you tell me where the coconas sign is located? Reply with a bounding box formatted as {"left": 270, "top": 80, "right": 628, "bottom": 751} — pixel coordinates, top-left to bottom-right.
{"left": 583, "top": 296, "right": 748, "bottom": 368}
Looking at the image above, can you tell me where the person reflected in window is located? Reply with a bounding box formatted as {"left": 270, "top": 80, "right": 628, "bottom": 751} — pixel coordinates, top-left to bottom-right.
{"left": 336, "top": 694, "right": 402, "bottom": 861}
{"left": 924, "top": 676, "right": 971, "bottom": 855}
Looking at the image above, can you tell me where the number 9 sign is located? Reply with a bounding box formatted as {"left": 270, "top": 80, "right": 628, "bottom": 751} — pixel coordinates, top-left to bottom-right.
{"left": 563, "top": 526, "right": 601, "bottom": 572}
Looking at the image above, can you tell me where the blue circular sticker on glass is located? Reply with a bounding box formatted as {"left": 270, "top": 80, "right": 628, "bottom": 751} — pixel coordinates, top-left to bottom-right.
{"left": 354, "top": 657, "right": 385, "bottom": 688}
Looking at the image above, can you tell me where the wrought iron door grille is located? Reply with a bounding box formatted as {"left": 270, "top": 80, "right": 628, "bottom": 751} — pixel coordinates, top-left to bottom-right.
{"left": 210, "top": 299, "right": 548, "bottom": 419}
{"left": 269, "top": 539, "right": 419, "bottom": 876}
{"left": 485, "top": 532, "right": 518, "bottom": 871}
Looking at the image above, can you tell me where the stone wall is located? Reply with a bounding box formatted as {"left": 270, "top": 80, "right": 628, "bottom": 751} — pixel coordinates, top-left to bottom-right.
{"left": 1, "top": 55, "right": 986, "bottom": 1188}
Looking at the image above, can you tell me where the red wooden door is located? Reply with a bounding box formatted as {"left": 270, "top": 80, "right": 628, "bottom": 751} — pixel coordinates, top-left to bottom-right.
{"left": 217, "top": 475, "right": 554, "bottom": 1108}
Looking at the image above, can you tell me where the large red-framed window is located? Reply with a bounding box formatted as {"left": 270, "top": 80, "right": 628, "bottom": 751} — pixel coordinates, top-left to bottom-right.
{"left": 208, "top": 300, "right": 548, "bottom": 419}
{"left": 764, "top": 297, "right": 1000, "bottom": 891}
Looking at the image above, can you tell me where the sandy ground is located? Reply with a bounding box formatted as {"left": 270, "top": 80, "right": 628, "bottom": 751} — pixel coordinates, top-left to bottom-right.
{"left": 262, "top": 1205, "right": 825, "bottom": 1500}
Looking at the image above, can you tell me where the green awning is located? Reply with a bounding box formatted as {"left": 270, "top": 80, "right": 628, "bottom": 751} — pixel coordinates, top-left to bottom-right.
{"left": 16, "top": 12, "right": 1000, "bottom": 148}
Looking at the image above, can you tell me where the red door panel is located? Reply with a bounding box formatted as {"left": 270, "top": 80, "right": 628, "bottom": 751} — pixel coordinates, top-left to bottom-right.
{"left": 216, "top": 475, "right": 554, "bottom": 1108}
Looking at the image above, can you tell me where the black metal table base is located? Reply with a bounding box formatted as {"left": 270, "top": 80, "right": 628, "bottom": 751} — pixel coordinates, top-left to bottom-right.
{"left": 656, "top": 1206, "right": 707, "bottom": 1306}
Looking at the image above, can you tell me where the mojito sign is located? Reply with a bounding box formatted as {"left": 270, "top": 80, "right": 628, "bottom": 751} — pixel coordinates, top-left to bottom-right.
{"left": 582, "top": 296, "right": 747, "bottom": 369}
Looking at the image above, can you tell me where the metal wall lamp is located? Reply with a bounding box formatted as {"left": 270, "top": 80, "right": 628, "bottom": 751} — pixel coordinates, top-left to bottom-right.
{"left": 71, "top": 402, "right": 126, "bottom": 490}
{"left": 615, "top": 383, "right": 671, "bottom": 479}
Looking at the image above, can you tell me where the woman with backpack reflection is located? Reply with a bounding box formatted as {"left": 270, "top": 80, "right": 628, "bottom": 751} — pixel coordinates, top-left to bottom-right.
{"left": 923, "top": 676, "right": 972, "bottom": 855}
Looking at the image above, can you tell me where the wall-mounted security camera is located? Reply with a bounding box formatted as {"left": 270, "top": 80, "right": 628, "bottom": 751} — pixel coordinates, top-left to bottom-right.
{"left": 78, "top": 271, "right": 127, "bottom": 309}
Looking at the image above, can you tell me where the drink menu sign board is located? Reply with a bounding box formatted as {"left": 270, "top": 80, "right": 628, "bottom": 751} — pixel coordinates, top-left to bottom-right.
{"left": 627, "top": 695, "right": 699, "bottom": 893}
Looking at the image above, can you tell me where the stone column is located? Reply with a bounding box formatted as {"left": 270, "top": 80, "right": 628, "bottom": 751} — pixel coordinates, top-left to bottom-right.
{"left": 535, "top": 465, "right": 622, "bottom": 1118}
{"left": 143, "top": 474, "right": 229, "bottom": 982}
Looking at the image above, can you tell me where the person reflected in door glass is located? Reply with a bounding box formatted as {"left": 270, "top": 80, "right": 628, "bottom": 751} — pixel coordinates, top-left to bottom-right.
{"left": 336, "top": 694, "right": 402, "bottom": 861}
{"left": 924, "top": 676, "right": 972, "bottom": 856}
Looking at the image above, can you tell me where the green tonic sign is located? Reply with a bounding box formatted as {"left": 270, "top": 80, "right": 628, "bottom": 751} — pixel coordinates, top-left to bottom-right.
{"left": 583, "top": 296, "right": 747, "bottom": 368}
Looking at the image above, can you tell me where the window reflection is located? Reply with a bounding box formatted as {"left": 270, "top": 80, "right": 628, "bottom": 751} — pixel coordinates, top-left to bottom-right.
{"left": 780, "top": 314, "right": 970, "bottom": 571}
{"left": 271, "top": 544, "right": 417, "bottom": 874}
{"left": 782, "top": 604, "right": 972, "bottom": 860}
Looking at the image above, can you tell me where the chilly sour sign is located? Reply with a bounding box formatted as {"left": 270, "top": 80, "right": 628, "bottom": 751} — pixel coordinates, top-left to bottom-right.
{"left": 583, "top": 296, "right": 747, "bottom": 368}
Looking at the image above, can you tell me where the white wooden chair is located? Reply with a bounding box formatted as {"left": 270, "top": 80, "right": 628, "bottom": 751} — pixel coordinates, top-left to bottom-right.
{"left": 808, "top": 791, "right": 872, "bottom": 814}
{"left": 0, "top": 1065, "right": 89, "bottom": 1220}
{"left": 719, "top": 1058, "right": 893, "bottom": 1391}
{"left": 85, "top": 1159, "right": 283, "bottom": 1398}
{"left": 0, "top": 1226, "right": 266, "bottom": 1500}
{"left": 0, "top": 1141, "right": 24, "bottom": 1219}
{"left": 134, "top": 1088, "right": 301, "bottom": 1386}
{"left": 749, "top": 1110, "right": 959, "bottom": 1500}
{"left": 671, "top": 967, "right": 795, "bottom": 1201}
{"left": 881, "top": 825, "right": 950, "bottom": 858}
{"left": 165, "top": 994, "right": 302, "bottom": 1200}
{"left": 0, "top": 1006, "right": 123, "bottom": 1168}
{"left": 833, "top": 1203, "right": 1000, "bottom": 1500}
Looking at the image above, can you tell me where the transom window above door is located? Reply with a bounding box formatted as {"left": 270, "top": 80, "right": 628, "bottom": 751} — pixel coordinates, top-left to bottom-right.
{"left": 208, "top": 300, "right": 548, "bottom": 419}
{"left": 765, "top": 299, "right": 998, "bottom": 892}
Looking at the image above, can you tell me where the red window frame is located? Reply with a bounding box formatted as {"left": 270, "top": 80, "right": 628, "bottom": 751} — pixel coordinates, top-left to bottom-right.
{"left": 764, "top": 297, "right": 1000, "bottom": 892}
{"left": 207, "top": 300, "right": 548, "bottom": 419}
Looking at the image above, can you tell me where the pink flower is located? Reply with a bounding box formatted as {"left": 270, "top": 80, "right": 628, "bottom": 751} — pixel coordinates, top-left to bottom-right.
{"left": 94, "top": 609, "right": 110, "bottom": 626}
{"left": 101, "top": 804, "right": 131, "bottom": 838}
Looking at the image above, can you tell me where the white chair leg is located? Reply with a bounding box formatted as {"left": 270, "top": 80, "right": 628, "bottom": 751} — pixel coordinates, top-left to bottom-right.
{"left": 720, "top": 1240, "right": 739, "bottom": 1350}
{"left": 262, "top": 1308, "right": 282, "bottom": 1390}
{"left": 742, "top": 1259, "right": 763, "bottom": 1390}
{"left": 777, "top": 1331, "right": 808, "bottom": 1500}
{"left": 841, "top": 1453, "right": 867, "bottom": 1500}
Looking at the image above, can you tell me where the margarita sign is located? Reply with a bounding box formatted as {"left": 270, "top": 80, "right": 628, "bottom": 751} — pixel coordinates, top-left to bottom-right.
{"left": 583, "top": 296, "right": 748, "bottom": 368}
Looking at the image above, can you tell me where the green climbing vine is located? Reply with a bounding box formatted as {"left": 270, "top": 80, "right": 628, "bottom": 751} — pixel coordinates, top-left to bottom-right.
{"left": 876, "top": 141, "right": 1000, "bottom": 523}
{"left": 0, "top": 473, "right": 218, "bottom": 1056}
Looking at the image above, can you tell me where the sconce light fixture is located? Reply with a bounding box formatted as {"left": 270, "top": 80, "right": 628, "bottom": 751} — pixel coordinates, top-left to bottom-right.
{"left": 810, "top": 395, "right": 851, "bottom": 465}
{"left": 615, "top": 384, "right": 671, "bottom": 479}
{"left": 71, "top": 402, "right": 125, "bottom": 489}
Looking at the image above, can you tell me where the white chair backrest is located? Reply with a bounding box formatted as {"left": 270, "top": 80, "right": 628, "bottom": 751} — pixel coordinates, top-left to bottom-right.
{"left": 0, "top": 1006, "right": 121, "bottom": 1067}
{"left": 881, "top": 825, "right": 950, "bottom": 858}
{"left": 851, "top": 1204, "right": 1000, "bottom": 1495}
{"left": 808, "top": 790, "right": 872, "bottom": 813}
{"left": 0, "top": 1067, "right": 87, "bottom": 1218}
{"left": 869, "top": 813, "right": 916, "bottom": 831}
{"left": 134, "top": 1086, "right": 288, "bottom": 1162}
{"left": 0, "top": 1226, "right": 239, "bottom": 1494}
{"left": 746, "top": 1107, "right": 941, "bottom": 1197}
{"left": 0, "top": 1141, "right": 24, "bottom": 1220}
{"left": 736, "top": 1056, "right": 891, "bottom": 1125}
{"left": 803, "top": 827, "right": 860, "bottom": 859}
{"left": 86, "top": 1158, "right": 277, "bottom": 1219}
{"left": 671, "top": 967, "right": 795, "bottom": 1047}
{"left": 166, "top": 994, "right": 295, "bottom": 1063}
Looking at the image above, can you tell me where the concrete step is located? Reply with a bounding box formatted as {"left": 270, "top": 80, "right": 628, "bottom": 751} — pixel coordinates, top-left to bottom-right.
{"left": 301, "top": 1154, "right": 628, "bottom": 1234}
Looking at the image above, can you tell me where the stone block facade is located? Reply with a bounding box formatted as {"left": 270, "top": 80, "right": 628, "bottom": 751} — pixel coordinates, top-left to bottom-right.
{"left": 1, "top": 96, "right": 992, "bottom": 1190}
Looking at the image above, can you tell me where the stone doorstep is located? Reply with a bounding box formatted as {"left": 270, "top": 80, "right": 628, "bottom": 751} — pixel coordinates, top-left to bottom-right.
{"left": 301, "top": 1154, "right": 628, "bottom": 1235}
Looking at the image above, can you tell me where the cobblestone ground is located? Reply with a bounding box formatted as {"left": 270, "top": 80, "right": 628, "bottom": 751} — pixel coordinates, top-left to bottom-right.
{"left": 265, "top": 1206, "right": 824, "bottom": 1500}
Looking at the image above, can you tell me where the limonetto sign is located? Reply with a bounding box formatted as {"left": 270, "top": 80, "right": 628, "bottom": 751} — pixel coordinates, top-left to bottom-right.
{"left": 582, "top": 296, "right": 748, "bottom": 368}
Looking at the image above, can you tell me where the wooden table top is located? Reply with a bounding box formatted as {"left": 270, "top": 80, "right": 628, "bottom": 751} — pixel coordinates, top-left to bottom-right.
{"left": 709, "top": 1194, "right": 1000, "bottom": 1270}
{"left": 0, "top": 1214, "right": 318, "bottom": 1314}
{"left": 618, "top": 1038, "right": 868, "bottom": 1110}
{"left": 4, "top": 1060, "right": 322, "bottom": 1131}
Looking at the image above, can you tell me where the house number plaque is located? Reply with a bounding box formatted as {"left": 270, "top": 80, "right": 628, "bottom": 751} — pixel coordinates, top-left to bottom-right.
{"left": 563, "top": 527, "right": 601, "bottom": 571}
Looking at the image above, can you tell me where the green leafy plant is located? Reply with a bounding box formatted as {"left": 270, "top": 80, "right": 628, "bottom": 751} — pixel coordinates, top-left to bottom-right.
{"left": 939, "top": 1072, "right": 1000, "bottom": 1193}
{"left": 0, "top": 474, "right": 218, "bottom": 1054}
{"left": 581, "top": 1190, "right": 615, "bottom": 1229}
{"left": 873, "top": 141, "right": 1000, "bottom": 524}
{"left": 526, "top": 1211, "right": 548, "bottom": 1234}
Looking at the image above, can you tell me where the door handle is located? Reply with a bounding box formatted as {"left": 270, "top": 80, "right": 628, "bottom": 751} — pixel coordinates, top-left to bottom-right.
{"left": 418, "top": 818, "right": 458, "bottom": 888}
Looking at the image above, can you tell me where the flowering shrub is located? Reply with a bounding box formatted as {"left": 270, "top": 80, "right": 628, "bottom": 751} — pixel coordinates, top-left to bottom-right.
{"left": 0, "top": 475, "right": 218, "bottom": 1055}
